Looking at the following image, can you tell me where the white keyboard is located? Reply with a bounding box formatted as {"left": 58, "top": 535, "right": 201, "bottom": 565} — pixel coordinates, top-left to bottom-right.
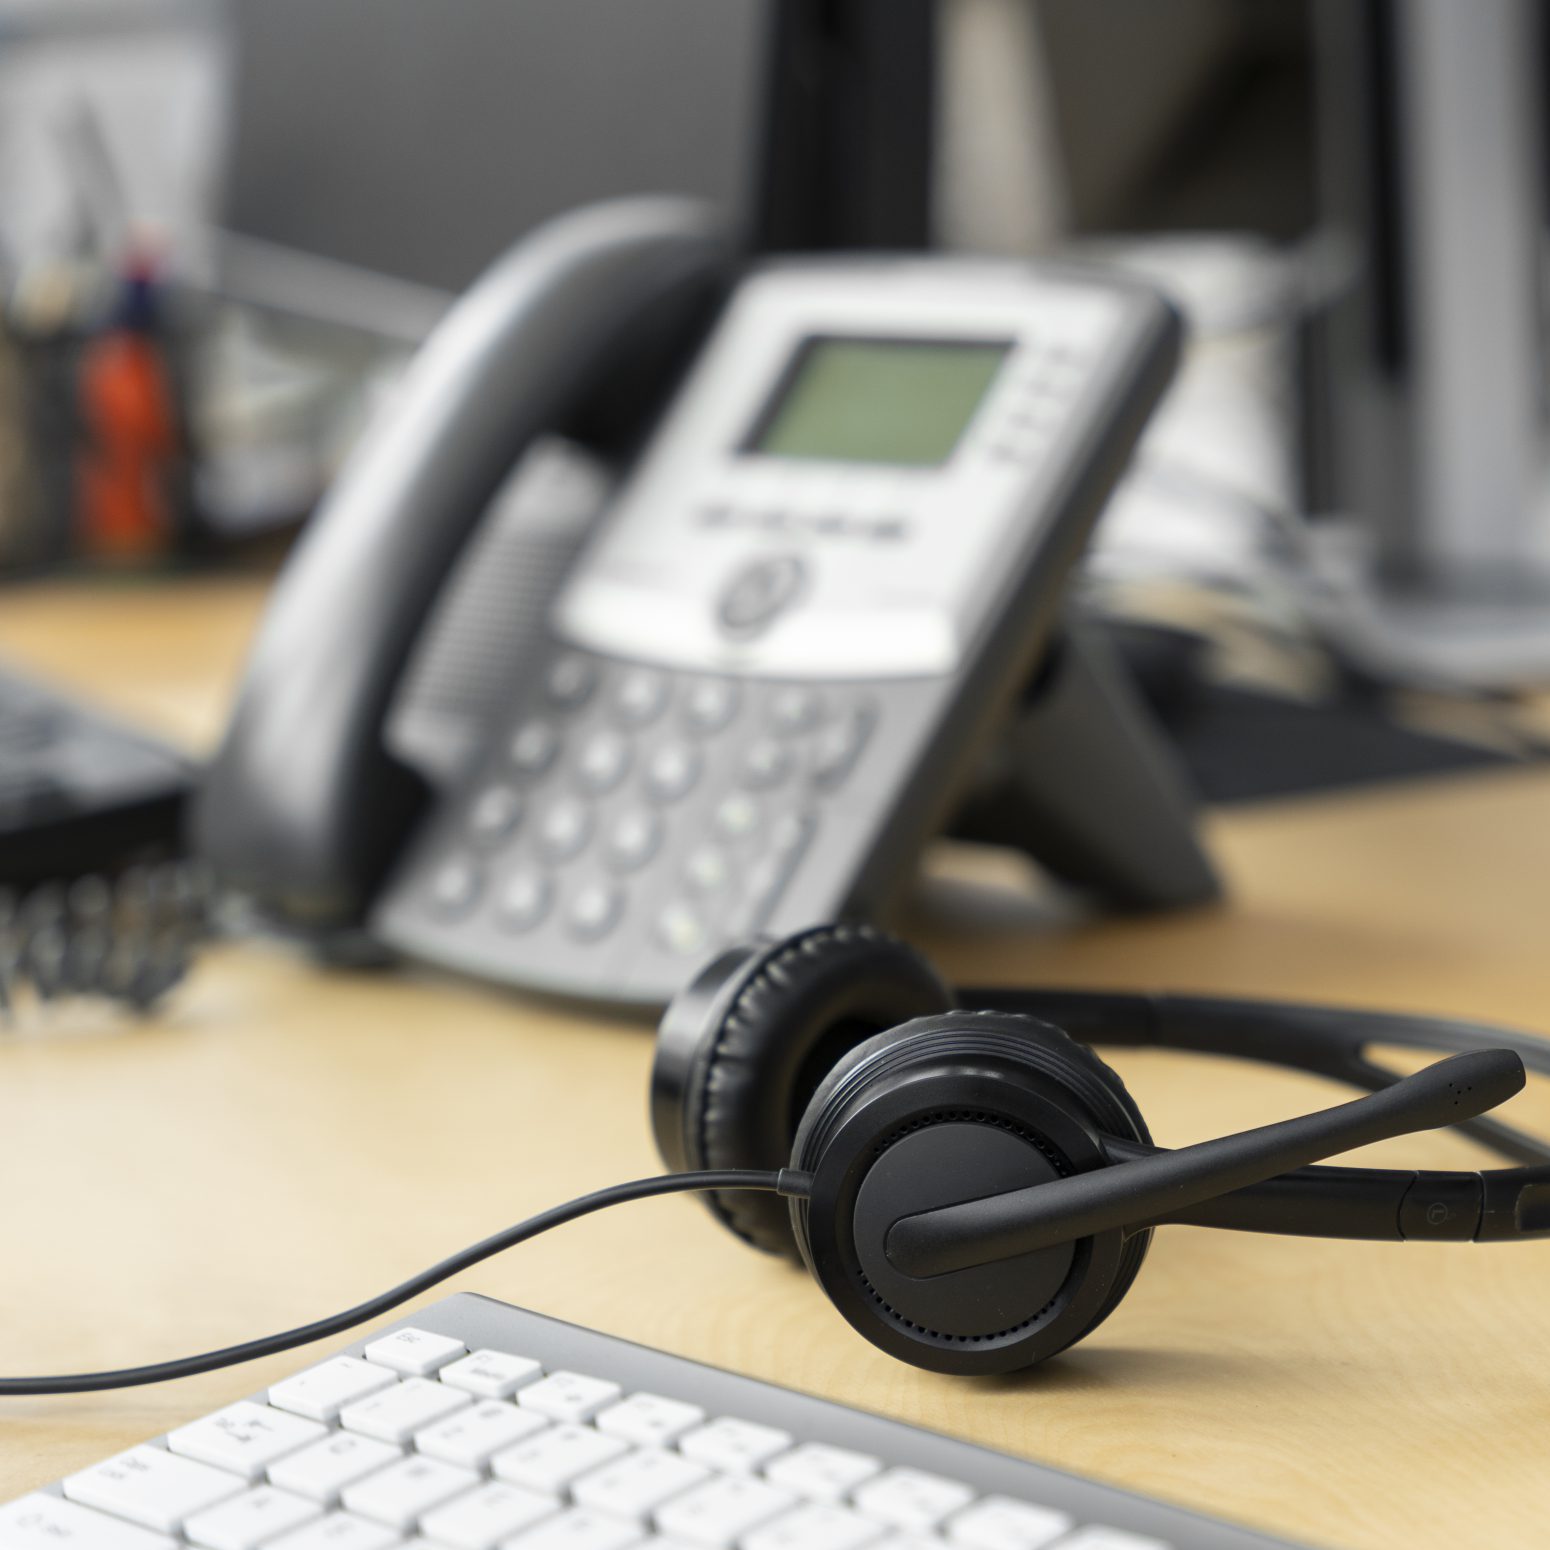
{"left": 2, "top": 1294, "right": 1305, "bottom": 1550}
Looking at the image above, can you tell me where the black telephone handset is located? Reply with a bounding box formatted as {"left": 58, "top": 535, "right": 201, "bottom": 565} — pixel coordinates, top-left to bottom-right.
{"left": 197, "top": 198, "right": 1216, "bottom": 1005}
{"left": 195, "top": 199, "right": 731, "bottom": 928}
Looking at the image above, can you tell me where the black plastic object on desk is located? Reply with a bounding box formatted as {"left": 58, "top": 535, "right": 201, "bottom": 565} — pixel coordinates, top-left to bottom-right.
{"left": 0, "top": 663, "right": 203, "bottom": 1020}
{"left": 0, "top": 661, "right": 192, "bottom": 888}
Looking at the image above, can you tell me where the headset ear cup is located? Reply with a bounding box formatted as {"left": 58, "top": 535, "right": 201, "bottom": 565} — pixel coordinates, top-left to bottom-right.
{"left": 789, "top": 1008, "right": 1157, "bottom": 1373}
{"left": 652, "top": 925, "right": 954, "bottom": 1257}
{"left": 791, "top": 1008, "right": 1152, "bottom": 1179}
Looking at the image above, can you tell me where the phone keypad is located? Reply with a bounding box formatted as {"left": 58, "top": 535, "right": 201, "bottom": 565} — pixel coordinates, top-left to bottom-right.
{"left": 542, "top": 653, "right": 597, "bottom": 710}
{"left": 495, "top": 869, "right": 551, "bottom": 932}
{"left": 399, "top": 649, "right": 880, "bottom": 993}
{"left": 467, "top": 785, "right": 524, "bottom": 845}
{"left": 684, "top": 679, "right": 740, "bottom": 733}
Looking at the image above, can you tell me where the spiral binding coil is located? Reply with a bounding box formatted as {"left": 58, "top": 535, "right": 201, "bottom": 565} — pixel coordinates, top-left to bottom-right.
{"left": 0, "top": 861, "right": 211, "bottom": 1025}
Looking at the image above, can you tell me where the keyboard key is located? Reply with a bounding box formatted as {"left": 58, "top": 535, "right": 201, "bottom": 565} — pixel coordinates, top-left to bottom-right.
{"left": 270, "top": 1358, "right": 398, "bottom": 1422}
{"left": 418, "top": 1481, "right": 557, "bottom": 1549}
{"left": 518, "top": 1371, "right": 621, "bottom": 1423}
{"left": 1048, "top": 1531, "right": 1171, "bottom": 1550}
{"left": 945, "top": 1495, "right": 1071, "bottom": 1547}
{"left": 742, "top": 1503, "right": 882, "bottom": 1550}
{"left": 64, "top": 1446, "right": 244, "bottom": 1534}
{"left": 763, "top": 1442, "right": 881, "bottom": 1503}
{"left": 570, "top": 1449, "right": 708, "bottom": 1522}
{"left": 169, "top": 1402, "right": 327, "bottom": 1481}
{"left": 853, "top": 1470, "right": 975, "bottom": 1533}
{"left": 341, "top": 1378, "right": 470, "bottom": 1443}
{"left": 414, "top": 1399, "right": 547, "bottom": 1467}
{"left": 340, "top": 1456, "right": 478, "bottom": 1530}
{"left": 502, "top": 1510, "right": 642, "bottom": 1549}
{"left": 653, "top": 1476, "right": 794, "bottom": 1546}
{"left": 262, "top": 1512, "right": 399, "bottom": 1550}
{"left": 184, "top": 1487, "right": 321, "bottom": 1550}
{"left": 363, "top": 1328, "right": 467, "bottom": 1377}
{"left": 678, "top": 1418, "right": 791, "bottom": 1474}
{"left": 0, "top": 1495, "right": 174, "bottom": 1550}
{"left": 438, "top": 1348, "right": 543, "bottom": 1399}
{"left": 595, "top": 1393, "right": 704, "bottom": 1448}
{"left": 268, "top": 1434, "right": 403, "bottom": 1504}
{"left": 491, "top": 1425, "right": 628, "bottom": 1495}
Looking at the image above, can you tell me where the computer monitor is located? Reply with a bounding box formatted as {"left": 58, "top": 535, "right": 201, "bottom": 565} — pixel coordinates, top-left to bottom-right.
{"left": 220, "top": 0, "right": 934, "bottom": 308}
{"left": 1303, "top": 0, "right": 1550, "bottom": 687}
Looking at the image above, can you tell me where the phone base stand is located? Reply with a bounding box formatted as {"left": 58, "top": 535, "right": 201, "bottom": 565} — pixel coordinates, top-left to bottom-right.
{"left": 949, "top": 622, "right": 1220, "bottom": 911}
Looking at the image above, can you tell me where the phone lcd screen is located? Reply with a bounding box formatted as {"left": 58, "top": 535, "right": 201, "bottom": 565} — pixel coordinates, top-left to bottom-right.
{"left": 748, "top": 337, "right": 1010, "bottom": 467}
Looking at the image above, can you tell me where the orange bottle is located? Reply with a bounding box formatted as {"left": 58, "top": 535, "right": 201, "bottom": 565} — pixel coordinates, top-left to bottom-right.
{"left": 75, "top": 258, "right": 182, "bottom": 564}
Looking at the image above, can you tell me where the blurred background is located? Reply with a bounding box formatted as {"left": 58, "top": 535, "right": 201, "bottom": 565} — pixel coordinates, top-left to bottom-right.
{"left": 1, "top": 0, "right": 1323, "bottom": 569}
{"left": 3, "top": 0, "right": 1550, "bottom": 1012}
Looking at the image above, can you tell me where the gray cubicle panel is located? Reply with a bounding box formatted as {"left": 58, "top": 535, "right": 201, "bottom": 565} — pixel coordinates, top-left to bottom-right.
{"left": 222, "top": 0, "right": 772, "bottom": 294}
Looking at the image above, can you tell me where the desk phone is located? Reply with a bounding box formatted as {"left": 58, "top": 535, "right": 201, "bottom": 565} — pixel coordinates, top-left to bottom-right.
{"left": 197, "top": 199, "right": 1214, "bottom": 1005}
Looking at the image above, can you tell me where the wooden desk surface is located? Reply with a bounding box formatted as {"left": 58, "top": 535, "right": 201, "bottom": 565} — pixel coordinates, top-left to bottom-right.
{"left": 1, "top": 576, "right": 1548, "bottom": 1548}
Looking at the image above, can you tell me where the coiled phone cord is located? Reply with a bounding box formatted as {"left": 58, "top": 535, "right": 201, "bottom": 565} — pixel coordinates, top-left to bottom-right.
{"left": 0, "top": 860, "right": 209, "bottom": 1026}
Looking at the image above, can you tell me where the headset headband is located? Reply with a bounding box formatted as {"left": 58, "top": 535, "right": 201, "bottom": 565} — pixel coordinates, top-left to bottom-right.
{"left": 959, "top": 987, "right": 1550, "bottom": 1244}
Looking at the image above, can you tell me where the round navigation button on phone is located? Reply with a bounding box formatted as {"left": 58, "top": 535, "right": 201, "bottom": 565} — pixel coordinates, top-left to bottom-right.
{"left": 716, "top": 553, "right": 807, "bottom": 637}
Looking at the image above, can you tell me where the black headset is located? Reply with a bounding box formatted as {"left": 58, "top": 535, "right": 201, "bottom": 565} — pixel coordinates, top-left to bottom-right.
{"left": 649, "top": 924, "right": 1550, "bottom": 1374}
{"left": 5, "top": 923, "right": 1548, "bottom": 1394}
